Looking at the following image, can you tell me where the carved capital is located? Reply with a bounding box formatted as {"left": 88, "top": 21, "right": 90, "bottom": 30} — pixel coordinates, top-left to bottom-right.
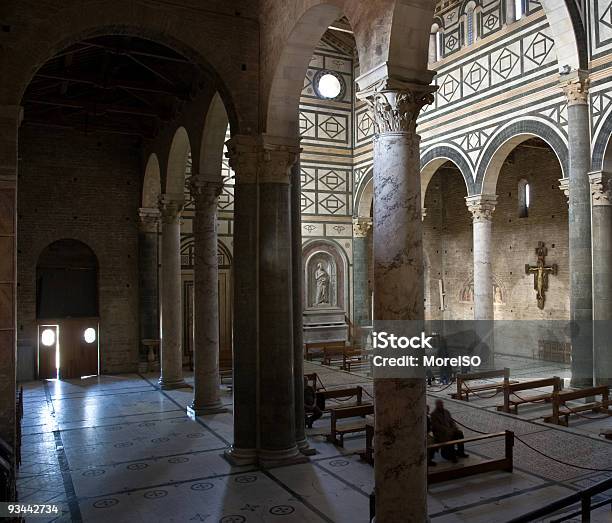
{"left": 138, "top": 207, "right": 161, "bottom": 233}
{"left": 357, "top": 78, "right": 436, "bottom": 136}
{"left": 558, "top": 178, "right": 570, "bottom": 204}
{"left": 158, "top": 196, "right": 184, "bottom": 224}
{"left": 561, "top": 73, "right": 590, "bottom": 106}
{"left": 225, "top": 134, "right": 259, "bottom": 184}
{"left": 188, "top": 175, "right": 223, "bottom": 205}
{"left": 590, "top": 171, "right": 612, "bottom": 207}
{"left": 465, "top": 194, "right": 497, "bottom": 222}
{"left": 258, "top": 144, "right": 299, "bottom": 184}
{"left": 352, "top": 217, "right": 372, "bottom": 238}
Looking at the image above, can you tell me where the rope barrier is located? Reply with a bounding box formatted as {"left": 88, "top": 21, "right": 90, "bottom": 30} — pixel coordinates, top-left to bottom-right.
{"left": 462, "top": 382, "right": 502, "bottom": 399}
{"left": 427, "top": 379, "right": 456, "bottom": 393}
{"left": 558, "top": 401, "right": 612, "bottom": 421}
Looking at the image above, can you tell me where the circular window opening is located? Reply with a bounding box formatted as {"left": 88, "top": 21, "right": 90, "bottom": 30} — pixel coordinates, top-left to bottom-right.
{"left": 315, "top": 71, "right": 344, "bottom": 100}
{"left": 41, "top": 329, "right": 56, "bottom": 347}
{"left": 84, "top": 328, "right": 97, "bottom": 344}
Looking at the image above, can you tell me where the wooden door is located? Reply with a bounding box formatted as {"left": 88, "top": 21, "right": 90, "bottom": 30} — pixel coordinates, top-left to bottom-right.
{"left": 38, "top": 324, "right": 58, "bottom": 379}
{"left": 58, "top": 318, "right": 99, "bottom": 379}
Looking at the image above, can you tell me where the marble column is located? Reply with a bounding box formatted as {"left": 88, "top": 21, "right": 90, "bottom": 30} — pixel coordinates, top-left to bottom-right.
{"left": 257, "top": 138, "right": 302, "bottom": 467}
{"left": 187, "top": 176, "right": 227, "bottom": 416}
{"left": 224, "top": 136, "right": 259, "bottom": 465}
{"left": 465, "top": 195, "right": 497, "bottom": 321}
{"left": 562, "top": 72, "right": 593, "bottom": 387}
{"left": 352, "top": 217, "right": 372, "bottom": 347}
{"left": 590, "top": 171, "right": 612, "bottom": 386}
{"left": 158, "top": 197, "right": 189, "bottom": 390}
{"left": 0, "top": 105, "right": 21, "bottom": 456}
{"left": 138, "top": 208, "right": 160, "bottom": 370}
{"left": 357, "top": 78, "right": 434, "bottom": 523}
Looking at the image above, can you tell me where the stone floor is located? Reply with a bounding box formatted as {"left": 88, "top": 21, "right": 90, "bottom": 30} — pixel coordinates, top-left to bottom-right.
{"left": 16, "top": 359, "right": 612, "bottom": 522}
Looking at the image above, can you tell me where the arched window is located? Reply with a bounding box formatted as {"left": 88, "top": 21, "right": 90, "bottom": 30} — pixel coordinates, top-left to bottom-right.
{"left": 429, "top": 23, "right": 444, "bottom": 63}
{"left": 465, "top": 1, "right": 477, "bottom": 46}
{"left": 518, "top": 179, "right": 530, "bottom": 218}
{"left": 436, "top": 29, "right": 444, "bottom": 61}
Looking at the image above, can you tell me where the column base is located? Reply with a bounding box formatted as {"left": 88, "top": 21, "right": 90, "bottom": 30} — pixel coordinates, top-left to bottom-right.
{"left": 158, "top": 378, "right": 192, "bottom": 390}
{"left": 223, "top": 447, "right": 258, "bottom": 466}
{"left": 258, "top": 446, "right": 308, "bottom": 469}
{"left": 296, "top": 437, "right": 317, "bottom": 456}
{"left": 186, "top": 401, "right": 228, "bottom": 418}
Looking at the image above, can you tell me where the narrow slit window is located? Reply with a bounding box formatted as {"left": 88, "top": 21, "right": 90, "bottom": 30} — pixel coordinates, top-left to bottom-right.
{"left": 518, "top": 179, "right": 530, "bottom": 218}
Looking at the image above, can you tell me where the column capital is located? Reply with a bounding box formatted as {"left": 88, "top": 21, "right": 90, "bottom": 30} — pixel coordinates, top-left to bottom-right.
{"left": 188, "top": 174, "right": 223, "bottom": 201}
{"left": 259, "top": 135, "right": 300, "bottom": 184}
{"left": 465, "top": 194, "right": 497, "bottom": 222}
{"left": 356, "top": 77, "right": 436, "bottom": 136}
{"left": 158, "top": 196, "right": 184, "bottom": 223}
{"left": 225, "top": 134, "right": 259, "bottom": 184}
{"left": 590, "top": 171, "right": 612, "bottom": 206}
{"left": 139, "top": 207, "right": 161, "bottom": 232}
{"left": 561, "top": 70, "right": 590, "bottom": 106}
{"left": 352, "top": 217, "right": 372, "bottom": 238}
{"left": 558, "top": 177, "right": 570, "bottom": 204}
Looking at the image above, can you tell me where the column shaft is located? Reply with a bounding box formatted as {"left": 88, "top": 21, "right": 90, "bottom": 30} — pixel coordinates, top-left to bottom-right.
{"left": 353, "top": 218, "right": 372, "bottom": 347}
{"left": 188, "top": 178, "right": 226, "bottom": 415}
{"left": 563, "top": 75, "right": 593, "bottom": 387}
{"left": 159, "top": 198, "right": 188, "bottom": 389}
{"left": 257, "top": 145, "right": 299, "bottom": 466}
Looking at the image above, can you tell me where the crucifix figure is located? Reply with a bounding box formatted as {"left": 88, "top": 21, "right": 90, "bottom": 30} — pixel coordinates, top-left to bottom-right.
{"left": 525, "top": 242, "right": 557, "bottom": 309}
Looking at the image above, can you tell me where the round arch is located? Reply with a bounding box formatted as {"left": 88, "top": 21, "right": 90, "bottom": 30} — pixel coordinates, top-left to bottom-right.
{"left": 592, "top": 111, "right": 612, "bottom": 173}
{"left": 354, "top": 168, "right": 374, "bottom": 218}
{"left": 142, "top": 154, "right": 161, "bottom": 208}
{"left": 475, "top": 118, "right": 569, "bottom": 194}
{"left": 166, "top": 127, "right": 191, "bottom": 199}
{"left": 199, "top": 93, "right": 229, "bottom": 180}
{"left": 420, "top": 145, "right": 475, "bottom": 205}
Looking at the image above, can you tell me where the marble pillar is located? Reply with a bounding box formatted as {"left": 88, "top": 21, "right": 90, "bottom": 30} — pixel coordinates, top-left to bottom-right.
{"left": 352, "top": 217, "right": 372, "bottom": 347}
{"left": 0, "top": 106, "right": 21, "bottom": 455}
{"left": 158, "top": 197, "right": 189, "bottom": 390}
{"left": 291, "top": 159, "right": 310, "bottom": 454}
{"left": 358, "top": 79, "right": 434, "bottom": 523}
{"left": 224, "top": 136, "right": 259, "bottom": 465}
{"left": 187, "top": 176, "right": 227, "bottom": 416}
{"left": 138, "top": 208, "right": 160, "bottom": 370}
{"left": 562, "top": 72, "right": 593, "bottom": 387}
{"left": 465, "top": 195, "right": 497, "bottom": 321}
{"left": 257, "top": 139, "right": 301, "bottom": 467}
{"left": 590, "top": 171, "right": 612, "bottom": 386}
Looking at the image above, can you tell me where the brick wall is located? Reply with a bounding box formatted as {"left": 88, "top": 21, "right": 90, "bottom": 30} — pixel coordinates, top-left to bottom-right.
{"left": 16, "top": 125, "right": 141, "bottom": 379}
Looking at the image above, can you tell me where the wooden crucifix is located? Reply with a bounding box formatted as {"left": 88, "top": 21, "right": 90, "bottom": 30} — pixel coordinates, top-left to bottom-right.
{"left": 525, "top": 242, "right": 557, "bottom": 309}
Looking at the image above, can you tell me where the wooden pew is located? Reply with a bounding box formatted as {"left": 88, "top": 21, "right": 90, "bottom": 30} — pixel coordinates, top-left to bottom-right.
{"left": 305, "top": 340, "right": 345, "bottom": 361}
{"left": 322, "top": 344, "right": 350, "bottom": 367}
{"left": 317, "top": 385, "right": 365, "bottom": 411}
{"left": 327, "top": 403, "right": 374, "bottom": 447}
{"left": 343, "top": 348, "right": 368, "bottom": 372}
{"left": 544, "top": 386, "right": 612, "bottom": 426}
{"left": 362, "top": 422, "right": 514, "bottom": 485}
{"left": 451, "top": 368, "right": 512, "bottom": 401}
{"left": 496, "top": 376, "right": 562, "bottom": 414}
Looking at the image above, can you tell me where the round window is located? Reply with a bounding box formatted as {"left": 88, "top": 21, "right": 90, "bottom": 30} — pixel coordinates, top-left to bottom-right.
{"left": 315, "top": 71, "right": 344, "bottom": 100}
{"left": 41, "top": 328, "right": 56, "bottom": 347}
{"left": 84, "top": 328, "right": 97, "bottom": 344}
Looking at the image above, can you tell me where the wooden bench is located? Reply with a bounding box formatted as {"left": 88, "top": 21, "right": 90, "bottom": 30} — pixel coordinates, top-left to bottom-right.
{"left": 343, "top": 348, "right": 368, "bottom": 372}
{"left": 304, "top": 372, "right": 320, "bottom": 391}
{"left": 544, "top": 386, "right": 612, "bottom": 426}
{"left": 322, "top": 344, "right": 349, "bottom": 367}
{"left": 496, "top": 377, "right": 562, "bottom": 414}
{"left": 317, "top": 386, "right": 366, "bottom": 412}
{"left": 327, "top": 404, "right": 374, "bottom": 447}
{"left": 451, "top": 368, "right": 512, "bottom": 401}
{"left": 362, "top": 422, "right": 514, "bottom": 485}
{"left": 305, "top": 341, "right": 345, "bottom": 361}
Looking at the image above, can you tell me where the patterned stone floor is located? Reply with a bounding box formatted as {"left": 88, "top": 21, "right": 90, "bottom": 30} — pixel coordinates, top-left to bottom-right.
{"left": 16, "top": 360, "right": 612, "bottom": 522}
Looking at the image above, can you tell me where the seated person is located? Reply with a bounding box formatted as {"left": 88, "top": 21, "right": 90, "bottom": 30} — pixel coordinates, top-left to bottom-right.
{"left": 427, "top": 405, "right": 436, "bottom": 467}
{"left": 430, "top": 399, "right": 469, "bottom": 463}
{"left": 304, "top": 378, "right": 323, "bottom": 428}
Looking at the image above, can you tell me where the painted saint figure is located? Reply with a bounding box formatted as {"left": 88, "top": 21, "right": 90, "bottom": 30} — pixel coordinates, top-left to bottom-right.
{"left": 314, "top": 262, "right": 330, "bottom": 305}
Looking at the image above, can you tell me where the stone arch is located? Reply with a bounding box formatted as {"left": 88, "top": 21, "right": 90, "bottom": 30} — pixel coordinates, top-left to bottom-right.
{"left": 354, "top": 168, "right": 374, "bottom": 218}
{"left": 4, "top": 3, "right": 246, "bottom": 131}
{"left": 198, "top": 93, "right": 229, "bottom": 180}
{"left": 539, "top": 0, "right": 587, "bottom": 71}
{"left": 265, "top": 3, "right": 343, "bottom": 137}
{"left": 142, "top": 154, "right": 161, "bottom": 208}
{"left": 476, "top": 118, "right": 569, "bottom": 195}
{"left": 166, "top": 127, "right": 191, "bottom": 200}
{"left": 420, "top": 145, "right": 475, "bottom": 206}
{"left": 592, "top": 111, "right": 612, "bottom": 173}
